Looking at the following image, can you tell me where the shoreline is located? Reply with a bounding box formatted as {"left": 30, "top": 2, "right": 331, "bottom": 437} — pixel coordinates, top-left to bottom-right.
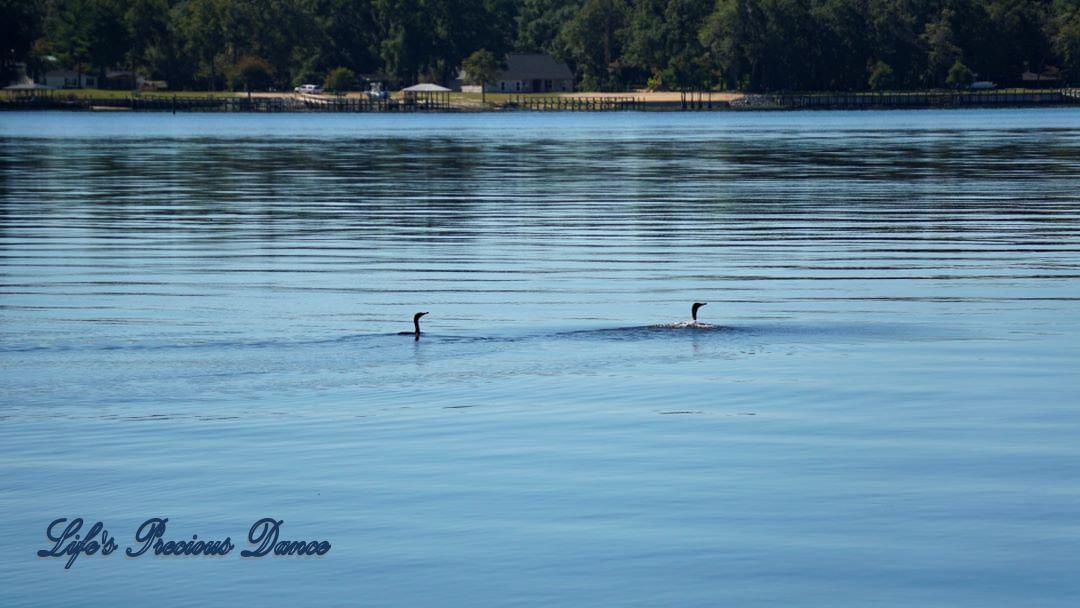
{"left": 2, "top": 88, "right": 1077, "bottom": 113}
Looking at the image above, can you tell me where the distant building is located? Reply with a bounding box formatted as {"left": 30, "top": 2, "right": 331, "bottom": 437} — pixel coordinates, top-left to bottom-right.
{"left": 39, "top": 69, "right": 97, "bottom": 89}
{"left": 104, "top": 70, "right": 147, "bottom": 90}
{"left": 459, "top": 53, "right": 573, "bottom": 94}
{"left": 3, "top": 62, "right": 33, "bottom": 88}
{"left": 400, "top": 83, "right": 452, "bottom": 108}
{"left": 1021, "top": 68, "right": 1061, "bottom": 88}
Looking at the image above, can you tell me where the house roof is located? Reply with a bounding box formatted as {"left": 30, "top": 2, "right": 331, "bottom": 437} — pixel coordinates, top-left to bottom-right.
{"left": 499, "top": 53, "right": 573, "bottom": 81}
{"left": 43, "top": 69, "right": 92, "bottom": 78}
{"left": 401, "top": 83, "right": 451, "bottom": 92}
{"left": 3, "top": 83, "right": 54, "bottom": 91}
{"left": 1021, "top": 70, "right": 1060, "bottom": 81}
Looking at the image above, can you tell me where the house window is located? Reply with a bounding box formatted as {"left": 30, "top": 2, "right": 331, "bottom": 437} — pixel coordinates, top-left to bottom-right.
{"left": 515, "top": 81, "right": 520, "bottom": 91}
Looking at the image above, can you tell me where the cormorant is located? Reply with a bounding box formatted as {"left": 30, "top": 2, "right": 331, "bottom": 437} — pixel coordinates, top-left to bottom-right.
{"left": 398, "top": 312, "right": 429, "bottom": 340}
{"left": 691, "top": 302, "right": 707, "bottom": 322}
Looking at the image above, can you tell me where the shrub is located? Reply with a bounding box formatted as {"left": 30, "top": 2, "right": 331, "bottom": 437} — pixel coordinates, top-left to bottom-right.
{"left": 946, "top": 60, "right": 975, "bottom": 88}
{"left": 868, "top": 60, "right": 895, "bottom": 91}
{"left": 229, "top": 56, "right": 274, "bottom": 91}
{"left": 324, "top": 67, "right": 358, "bottom": 92}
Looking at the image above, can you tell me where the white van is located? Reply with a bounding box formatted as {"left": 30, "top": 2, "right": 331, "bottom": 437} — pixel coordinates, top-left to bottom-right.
{"left": 294, "top": 84, "right": 323, "bottom": 94}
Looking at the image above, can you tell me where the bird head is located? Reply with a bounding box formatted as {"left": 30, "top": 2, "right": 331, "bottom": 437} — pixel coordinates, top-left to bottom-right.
{"left": 691, "top": 302, "right": 707, "bottom": 321}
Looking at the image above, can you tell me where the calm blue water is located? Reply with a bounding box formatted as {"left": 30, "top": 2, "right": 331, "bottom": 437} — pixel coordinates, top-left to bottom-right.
{"left": 2, "top": 109, "right": 1079, "bottom": 606}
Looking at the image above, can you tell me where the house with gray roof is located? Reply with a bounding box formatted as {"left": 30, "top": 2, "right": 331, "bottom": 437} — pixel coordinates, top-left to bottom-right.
{"left": 458, "top": 53, "right": 574, "bottom": 94}
{"left": 40, "top": 69, "right": 98, "bottom": 89}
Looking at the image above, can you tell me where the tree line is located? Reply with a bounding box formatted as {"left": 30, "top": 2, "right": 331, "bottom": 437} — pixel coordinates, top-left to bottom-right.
{"left": 3, "top": 0, "right": 1079, "bottom": 92}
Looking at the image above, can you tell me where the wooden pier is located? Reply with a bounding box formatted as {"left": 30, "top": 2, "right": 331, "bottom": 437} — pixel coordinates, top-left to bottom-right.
{"left": 2, "top": 88, "right": 1077, "bottom": 113}
{"left": 295, "top": 92, "right": 393, "bottom": 111}
{"left": 678, "top": 91, "right": 726, "bottom": 110}
{"left": 0, "top": 91, "right": 443, "bottom": 113}
{"left": 1, "top": 92, "right": 289, "bottom": 112}
{"left": 499, "top": 89, "right": 1075, "bottom": 111}
{"left": 757, "top": 89, "right": 1076, "bottom": 110}
{"left": 504, "top": 95, "right": 643, "bottom": 111}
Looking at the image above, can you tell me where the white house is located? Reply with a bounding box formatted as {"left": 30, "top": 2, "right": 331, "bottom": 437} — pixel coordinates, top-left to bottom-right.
{"left": 39, "top": 69, "right": 97, "bottom": 89}
{"left": 459, "top": 53, "right": 573, "bottom": 94}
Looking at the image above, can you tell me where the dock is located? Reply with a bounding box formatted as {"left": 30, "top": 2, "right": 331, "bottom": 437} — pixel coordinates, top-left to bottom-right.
{"left": 0, "top": 91, "right": 446, "bottom": 113}
{"left": 740, "top": 89, "right": 1077, "bottom": 110}
{"left": 2, "top": 88, "right": 1077, "bottom": 113}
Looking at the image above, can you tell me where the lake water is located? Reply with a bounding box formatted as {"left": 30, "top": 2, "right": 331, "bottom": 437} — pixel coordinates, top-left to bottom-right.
{"left": 1, "top": 109, "right": 1079, "bottom": 606}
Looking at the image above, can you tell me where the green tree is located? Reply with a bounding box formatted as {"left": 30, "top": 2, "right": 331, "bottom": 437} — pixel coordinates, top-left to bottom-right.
{"left": 517, "top": 0, "right": 580, "bottom": 53}
{"left": 229, "top": 54, "right": 273, "bottom": 91}
{"left": 865, "top": 0, "right": 920, "bottom": 89}
{"left": 946, "top": 58, "right": 975, "bottom": 87}
{"left": 324, "top": 65, "right": 358, "bottom": 91}
{"left": 48, "top": 0, "right": 132, "bottom": 84}
{"left": 446, "top": 1, "right": 517, "bottom": 81}
{"left": 461, "top": 48, "right": 503, "bottom": 102}
{"left": 301, "top": 0, "right": 380, "bottom": 83}
{"left": 46, "top": 0, "right": 92, "bottom": 86}
{"left": 972, "top": 0, "right": 1048, "bottom": 82}
{"left": 373, "top": 0, "right": 430, "bottom": 85}
{"left": 921, "top": 8, "right": 962, "bottom": 87}
{"left": 706, "top": 0, "right": 818, "bottom": 92}
{"left": 1, "top": 0, "right": 45, "bottom": 82}
{"left": 123, "top": 0, "right": 175, "bottom": 87}
{"left": 867, "top": 59, "right": 895, "bottom": 90}
{"left": 558, "top": 0, "right": 628, "bottom": 90}
{"left": 812, "top": 0, "right": 873, "bottom": 90}
{"left": 700, "top": 0, "right": 755, "bottom": 90}
{"left": 176, "top": 0, "right": 227, "bottom": 90}
{"left": 1050, "top": 1, "right": 1080, "bottom": 82}
{"left": 21, "top": 0, "right": 1080, "bottom": 95}
{"left": 624, "top": 0, "right": 711, "bottom": 90}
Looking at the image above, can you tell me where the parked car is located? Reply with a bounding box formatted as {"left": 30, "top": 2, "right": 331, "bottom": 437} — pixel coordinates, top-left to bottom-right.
{"left": 294, "top": 84, "right": 323, "bottom": 94}
{"left": 969, "top": 81, "right": 997, "bottom": 90}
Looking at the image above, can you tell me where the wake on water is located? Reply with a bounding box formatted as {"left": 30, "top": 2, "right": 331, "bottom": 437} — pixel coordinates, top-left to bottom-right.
{"left": 648, "top": 321, "right": 725, "bottom": 330}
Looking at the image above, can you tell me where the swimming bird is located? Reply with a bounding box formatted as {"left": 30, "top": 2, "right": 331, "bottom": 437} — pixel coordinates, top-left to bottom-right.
{"left": 398, "top": 312, "right": 429, "bottom": 340}
{"left": 691, "top": 302, "right": 707, "bottom": 322}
